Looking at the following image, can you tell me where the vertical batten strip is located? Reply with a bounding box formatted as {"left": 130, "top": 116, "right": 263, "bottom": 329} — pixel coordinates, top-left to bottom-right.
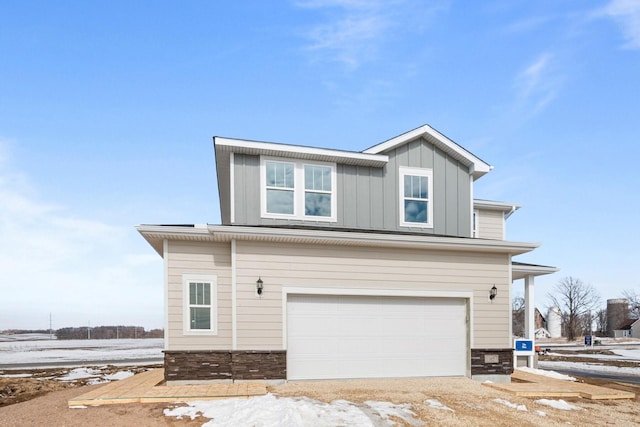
{"left": 231, "top": 239, "right": 237, "bottom": 350}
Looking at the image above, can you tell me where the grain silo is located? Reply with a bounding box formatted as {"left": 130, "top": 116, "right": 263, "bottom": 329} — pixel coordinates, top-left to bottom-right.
{"left": 607, "top": 299, "right": 629, "bottom": 337}
{"left": 547, "top": 307, "right": 562, "bottom": 338}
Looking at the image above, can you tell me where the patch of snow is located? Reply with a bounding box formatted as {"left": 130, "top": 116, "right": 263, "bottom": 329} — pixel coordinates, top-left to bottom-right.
{"left": 56, "top": 367, "right": 102, "bottom": 382}
{"left": 104, "top": 370, "right": 134, "bottom": 381}
{"left": 0, "top": 373, "right": 32, "bottom": 378}
{"left": 538, "top": 361, "right": 640, "bottom": 376}
{"left": 69, "top": 405, "right": 87, "bottom": 409}
{"left": 0, "top": 338, "right": 163, "bottom": 368}
{"left": 535, "top": 399, "right": 582, "bottom": 411}
{"left": 535, "top": 410, "right": 547, "bottom": 417}
{"left": 493, "top": 398, "right": 527, "bottom": 411}
{"left": 364, "top": 401, "right": 423, "bottom": 425}
{"left": 517, "top": 366, "right": 576, "bottom": 381}
{"left": 165, "top": 394, "right": 423, "bottom": 427}
{"left": 424, "top": 399, "right": 454, "bottom": 412}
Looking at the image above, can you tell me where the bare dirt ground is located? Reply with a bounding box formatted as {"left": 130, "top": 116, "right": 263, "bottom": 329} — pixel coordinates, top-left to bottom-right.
{"left": 0, "top": 361, "right": 638, "bottom": 426}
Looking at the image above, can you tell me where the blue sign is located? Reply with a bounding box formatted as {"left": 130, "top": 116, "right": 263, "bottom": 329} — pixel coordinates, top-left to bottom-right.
{"left": 514, "top": 339, "right": 533, "bottom": 352}
{"left": 585, "top": 335, "right": 592, "bottom": 346}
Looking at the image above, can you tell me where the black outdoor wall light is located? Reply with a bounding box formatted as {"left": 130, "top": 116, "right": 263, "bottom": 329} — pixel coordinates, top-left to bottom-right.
{"left": 256, "top": 277, "right": 264, "bottom": 295}
{"left": 489, "top": 285, "right": 498, "bottom": 300}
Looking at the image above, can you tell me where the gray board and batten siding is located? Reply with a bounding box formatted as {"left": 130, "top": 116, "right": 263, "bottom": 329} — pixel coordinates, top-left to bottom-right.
{"left": 225, "top": 137, "right": 472, "bottom": 237}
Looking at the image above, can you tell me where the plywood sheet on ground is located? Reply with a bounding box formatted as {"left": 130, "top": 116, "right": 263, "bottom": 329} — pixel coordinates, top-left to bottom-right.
{"left": 68, "top": 369, "right": 267, "bottom": 406}
{"left": 484, "top": 370, "right": 635, "bottom": 400}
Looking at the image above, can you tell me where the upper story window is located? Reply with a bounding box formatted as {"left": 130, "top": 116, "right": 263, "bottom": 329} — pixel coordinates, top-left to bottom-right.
{"left": 261, "top": 158, "right": 336, "bottom": 221}
{"left": 265, "top": 161, "right": 295, "bottom": 214}
{"left": 184, "top": 274, "right": 217, "bottom": 335}
{"left": 399, "top": 166, "right": 433, "bottom": 228}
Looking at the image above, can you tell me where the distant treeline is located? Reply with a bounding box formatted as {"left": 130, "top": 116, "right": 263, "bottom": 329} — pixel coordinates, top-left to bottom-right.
{"left": 1, "top": 327, "right": 164, "bottom": 340}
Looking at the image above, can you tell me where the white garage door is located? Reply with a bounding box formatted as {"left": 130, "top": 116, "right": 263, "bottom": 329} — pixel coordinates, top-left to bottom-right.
{"left": 287, "top": 295, "right": 468, "bottom": 380}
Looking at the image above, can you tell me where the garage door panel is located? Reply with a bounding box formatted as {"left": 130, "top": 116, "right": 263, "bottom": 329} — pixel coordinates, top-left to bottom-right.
{"left": 287, "top": 295, "right": 467, "bottom": 380}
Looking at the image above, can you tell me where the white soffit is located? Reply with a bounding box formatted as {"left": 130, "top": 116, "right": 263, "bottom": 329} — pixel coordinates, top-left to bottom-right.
{"left": 363, "top": 125, "right": 493, "bottom": 179}
{"left": 136, "top": 225, "right": 539, "bottom": 256}
{"left": 474, "top": 199, "right": 521, "bottom": 212}
{"left": 512, "top": 262, "right": 559, "bottom": 280}
{"left": 214, "top": 137, "right": 388, "bottom": 168}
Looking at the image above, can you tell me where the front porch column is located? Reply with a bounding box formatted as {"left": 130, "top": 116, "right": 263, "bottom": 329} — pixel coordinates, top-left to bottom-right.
{"left": 524, "top": 274, "right": 535, "bottom": 367}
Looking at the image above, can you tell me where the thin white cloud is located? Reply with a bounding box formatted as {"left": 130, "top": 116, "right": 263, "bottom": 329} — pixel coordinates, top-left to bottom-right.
{"left": 0, "top": 141, "right": 162, "bottom": 330}
{"left": 601, "top": 0, "right": 640, "bottom": 49}
{"left": 513, "top": 53, "right": 561, "bottom": 114}
{"left": 295, "top": 0, "right": 448, "bottom": 68}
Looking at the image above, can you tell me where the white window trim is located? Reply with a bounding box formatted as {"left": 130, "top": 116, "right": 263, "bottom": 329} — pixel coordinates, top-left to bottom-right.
{"left": 260, "top": 156, "right": 337, "bottom": 222}
{"left": 399, "top": 166, "right": 433, "bottom": 228}
{"left": 183, "top": 274, "right": 218, "bottom": 335}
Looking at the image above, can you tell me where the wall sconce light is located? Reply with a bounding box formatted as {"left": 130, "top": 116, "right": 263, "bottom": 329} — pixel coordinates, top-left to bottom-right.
{"left": 489, "top": 285, "right": 498, "bottom": 301}
{"left": 256, "top": 277, "right": 264, "bottom": 295}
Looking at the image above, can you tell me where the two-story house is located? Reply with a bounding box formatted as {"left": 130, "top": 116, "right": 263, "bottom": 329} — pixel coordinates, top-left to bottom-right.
{"left": 137, "top": 124, "right": 556, "bottom": 384}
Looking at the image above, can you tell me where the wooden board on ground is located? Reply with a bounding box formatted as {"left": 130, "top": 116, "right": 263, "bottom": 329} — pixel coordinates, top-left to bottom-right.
{"left": 68, "top": 369, "right": 267, "bottom": 407}
{"left": 484, "top": 369, "right": 635, "bottom": 400}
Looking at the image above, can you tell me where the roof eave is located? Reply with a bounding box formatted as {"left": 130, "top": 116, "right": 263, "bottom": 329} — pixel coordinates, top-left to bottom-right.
{"left": 214, "top": 136, "right": 388, "bottom": 168}
{"left": 136, "top": 224, "right": 539, "bottom": 256}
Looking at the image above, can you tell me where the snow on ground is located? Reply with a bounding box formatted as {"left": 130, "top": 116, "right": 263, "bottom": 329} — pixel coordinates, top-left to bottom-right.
{"left": 55, "top": 367, "right": 134, "bottom": 385}
{"left": 516, "top": 366, "right": 576, "bottom": 381}
{"left": 164, "top": 394, "right": 424, "bottom": 427}
{"left": 0, "top": 333, "right": 54, "bottom": 342}
{"left": 0, "top": 338, "right": 163, "bottom": 367}
{"left": 493, "top": 398, "right": 527, "bottom": 411}
{"left": 535, "top": 399, "right": 582, "bottom": 411}
{"left": 0, "top": 373, "right": 33, "bottom": 378}
{"left": 544, "top": 348, "right": 640, "bottom": 362}
{"left": 363, "top": 401, "right": 422, "bottom": 425}
{"left": 424, "top": 399, "right": 454, "bottom": 412}
{"left": 538, "top": 360, "right": 640, "bottom": 376}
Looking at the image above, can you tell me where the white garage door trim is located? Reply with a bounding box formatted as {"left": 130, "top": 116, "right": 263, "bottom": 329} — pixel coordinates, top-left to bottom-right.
{"left": 282, "top": 287, "right": 472, "bottom": 380}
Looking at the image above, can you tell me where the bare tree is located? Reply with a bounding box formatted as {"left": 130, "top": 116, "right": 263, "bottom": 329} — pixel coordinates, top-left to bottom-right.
{"left": 547, "top": 277, "right": 601, "bottom": 341}
{"left": 595, "top": 308, "right": 607, "bottom": 336}
{"left": 512, "top": 296, "right": 525, "bottom": 337}
{"left": 621, "top": 289, "right": 640, "bottom": 319}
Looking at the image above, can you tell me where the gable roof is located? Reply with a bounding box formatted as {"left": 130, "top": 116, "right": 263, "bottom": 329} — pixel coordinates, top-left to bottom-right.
{"left": 363, "top": 124, "right": 493, "bottom": 180}
{"left": 215, "top": 124, "right": 492, "bottom": 178}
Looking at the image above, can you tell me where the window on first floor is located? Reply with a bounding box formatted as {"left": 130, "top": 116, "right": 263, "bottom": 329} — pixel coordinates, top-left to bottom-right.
{"left": 261, "top": 157, "right": 336, "bottom": 221}
{"left": 183, "top": 274, "right": 217, "bottom": 334}
{"left": 399, "top": 166, "right": 433, "bottom": 228}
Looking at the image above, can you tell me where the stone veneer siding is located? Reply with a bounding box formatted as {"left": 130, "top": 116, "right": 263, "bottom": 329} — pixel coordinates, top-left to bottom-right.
{"left": 164, "top": 350, "right": 287, "bottom": 382}
{"left": 470, "top": 348, "right": 513, "bottom": 376}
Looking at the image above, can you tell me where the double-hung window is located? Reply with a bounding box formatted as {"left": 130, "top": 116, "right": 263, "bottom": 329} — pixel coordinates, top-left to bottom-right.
{"left": 183, "top": 274, "right": 217, "bottom": 334}
{"left": 399, "top": 166, "right": 433, "bottom": 228}
{"left": 265, "top": 161, "right": 295, "bottom": 215}
{"left": 261, "top": 158, "right": 336, "bottom": 221}
{"left": 304, "top": 165, "right": 332, "bottom": 217}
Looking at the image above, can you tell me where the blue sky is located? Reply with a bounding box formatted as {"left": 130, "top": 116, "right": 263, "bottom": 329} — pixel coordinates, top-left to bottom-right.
{"left": 1, "top": 1, "right": 639, "bottom": 330}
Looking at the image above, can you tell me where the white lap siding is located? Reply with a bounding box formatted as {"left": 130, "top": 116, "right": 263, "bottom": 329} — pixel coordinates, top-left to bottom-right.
{"left": 476, "top": 209, "right": 505, "bottom": 240}
{"left": 233, "top": 240, "right": 511, "bottom": 351}
{"left": 166, "top": 239, "right": 511, "bottom": 352}
{"left": 166, "top": 241, "right": 232, "bottom": 350}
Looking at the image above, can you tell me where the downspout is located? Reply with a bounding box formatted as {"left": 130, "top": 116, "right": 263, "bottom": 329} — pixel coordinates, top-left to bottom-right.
{"left": 163, "top": 239, "right": 169, "bottom": 351}
{"left": 231, "top": 239, "right": 237, "bottom": 350}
